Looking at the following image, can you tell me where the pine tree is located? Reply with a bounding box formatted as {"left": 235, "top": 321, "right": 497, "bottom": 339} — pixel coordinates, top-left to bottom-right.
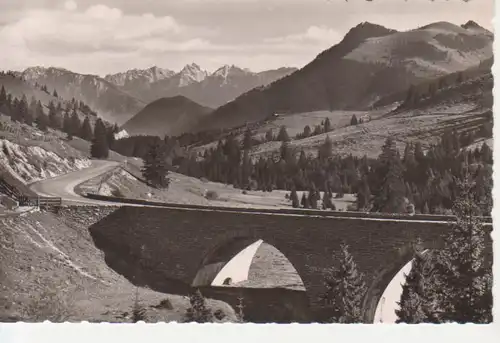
{"left": 324, "top": 118, "right": 332, "bottom": 132}
{"left": 322, "top": 191, "right": 333, "bottom": 210}
{"left": 0, "top": 86, "right": 6, "bottom": 107}
{"left": 321, "top": 243, "right": 367, "bottom": 323}
{"left": 63, "top": 112, "right": 72, "bottom": 139}
{"left": 276, "top": 125, "right": 290, "bottom": 142}
{"left": 141, "top": 141, "right": 170, "bottom": 188}
{"left": 302, "top": 125, "right": 312, "bottom": 138}
{"left": 90, "top": 118, "right": 109, "bottom": 159}
{"left": 48, "top": 101, "right": 60, "bottom": 130}
{"left": 243, "top": 128, "right": 252, "bottom": 150}
{"left": 265, "top": 128, "right": 274, "bottom": 142}
{"left": 356, "top": 176, "right": 371, "bottom": 211}
{"left": 18, "top": 95, "right": 29, "bottom": 124}
{"left": 184, "top": 289, "right": 213, "bottom": 323}
{"left": 291, "top": 189, "right": 300, "bottom": 208}
{"left": 396, "top": 251, "right": 438, "bottom": 323}
{"left": 434, "top": 176, "right": 492, "bottom": 323}
{"left": 301, "top": 192, "right": 309, "bottom": 208}
{"left": 350, "top": 115, "right": 358, "bottom": 126}
{"left": 53, "top": 89, "right": 58, "bottom": 98}
{"left": 106, "top": 125, "right": 116, "bottom": 150}
{"left": 70, "top": 110, "right": 81, "bottom": 138}
{"left": 80, "top": 117, "right": 93, "bottom": 141}
{"left": 131, "top": 287, "right": 147, "bottom": 323}
{"left": 318, "top": 135, "right": 333, "bottom": 161}
{"left": 35, "top": 103, "right": 49, "bottom": 131}
{"left": 372, "top": 137, "right": 406, "bottom": 213}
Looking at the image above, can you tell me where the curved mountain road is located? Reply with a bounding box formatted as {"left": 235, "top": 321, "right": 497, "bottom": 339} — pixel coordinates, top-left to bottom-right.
{"left": 29, "top": 160, "right": 122, "bottom": 206}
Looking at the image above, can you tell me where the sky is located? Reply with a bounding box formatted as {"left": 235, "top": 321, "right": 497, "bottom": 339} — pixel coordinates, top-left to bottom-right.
{"left": 0, "top": 0, "right": 494, "bottom": 76}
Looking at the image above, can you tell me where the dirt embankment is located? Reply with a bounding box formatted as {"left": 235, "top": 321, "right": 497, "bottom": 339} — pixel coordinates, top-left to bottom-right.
{"left": 0, "top": 207, "right": 237, "bottom": 323}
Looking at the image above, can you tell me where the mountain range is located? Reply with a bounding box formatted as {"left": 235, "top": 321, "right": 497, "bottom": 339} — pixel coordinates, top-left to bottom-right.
{"left": 16, "top": 64, "right": 296, "bottom": 126}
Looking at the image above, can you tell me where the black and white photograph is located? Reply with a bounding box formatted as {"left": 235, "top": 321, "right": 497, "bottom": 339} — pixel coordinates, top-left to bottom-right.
{"left": 0, "top": 0, "right": 495, "bottom": 330}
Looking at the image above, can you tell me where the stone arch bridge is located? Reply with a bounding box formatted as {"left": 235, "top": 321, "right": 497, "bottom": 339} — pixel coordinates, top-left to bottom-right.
{"left": 80, "top": 203, "right": 492, "bottom": 323}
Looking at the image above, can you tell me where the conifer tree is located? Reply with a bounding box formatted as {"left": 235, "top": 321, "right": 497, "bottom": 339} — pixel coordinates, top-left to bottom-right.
{"left": 434, "top": 176, "right": 492, "bottom": 323}
{"left": 48, "top": 101, "right": 60, "bottom": 130}
{"left": 265, "top": 128, "right": 274, "bottom": 142}
{"left": 18, "top": 95, "right": 29, "bottom": 124}
{"left": 350, "top": 115, "right": 358, "bottom": 126}
{"left": 131, "top": 287, "right": 147, "bottom": 323}
{"left": 90, "top": 118, "right": 109, "bottom": 159}
{"left": 322, "top": 191, "right": 333, "bottom": 210}
{"left": 356, "top": 176, "right": 371, "bottom": 211}
{"left": 324, "top": 118, "right": 332, "bottom": 132}
{"left": 184, "top": 289, "right": 213, "bottom": 323}
{"left": 0, "top": 86, "right": 6, "bottom": 107}
{"left": 321, "top": 243, "right": 367, "bottom": 323}
{"left": 396, "top": 251, "right": 438, "bottom": 323}
{"left": 243, "top": 128, "right": 253, "bottom": 150}
{"left": 301, "top": 192, "right": 309, "bottom": 208}
{"left": 277, "top": 125, "right": 290, "bottom": 142}
{"left": 302, "top": 125, "right": 312, "bottom": 138}
{"left": 372, "top": 137, "right": 406, "bottom": 213}
{"left": 35, "top": 103, "right": 49, "bottom": 131}
{"left": 80, "top": 117, "right": 93, "bottom": 141}
{"left": 63, "top": 112, "right": 72, "bottom": 139}
{"left": 318, "top": 135, "right": 333, "bottom": 161}
{"left": 141, "top": 141, "right": 170, "bottom": 188}
{"left": 291, "top": 188, "right": 300, "bottom": 208}
{"left": 70, "top": 110, "right": 81, "bottom": 138}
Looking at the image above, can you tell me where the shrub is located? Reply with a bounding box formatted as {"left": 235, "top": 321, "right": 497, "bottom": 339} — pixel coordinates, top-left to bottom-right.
{"left": 184, "top": 289, "right": 213, "bottom": 323}
{"left": 205, "top": 190, "right": 219, "bottom": 200}
{"left": 214, "top": 309, "right": 226, "bottom": 321}
{"left": 156, "top": 298, "right": 173, "bottom": 310}
{"left": 22, "top": 288, "right": 74, "bottom": 322}
{"left": 111, "top": 188, "right": 125, "bottom": 198}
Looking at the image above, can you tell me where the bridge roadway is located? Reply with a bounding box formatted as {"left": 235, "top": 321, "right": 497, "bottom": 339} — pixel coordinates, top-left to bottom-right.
{"left": 26, "top": 158, "right": 477, "bottom": 224}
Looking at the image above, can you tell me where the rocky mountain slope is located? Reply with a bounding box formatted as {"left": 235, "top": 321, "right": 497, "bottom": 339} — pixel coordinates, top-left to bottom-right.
{"left": 172, "top": 65, "right": 298, "bottom": 109}
{"left": 0, "top": 114, "right": 91, "bottom": 184}
{"left": 121, "top": 95, "right": 213, "bottom": 137}
{"left": 106, "top": 64, "right": 297, "bottom": 109}
{"left": 194, "top": 21, "right": 493, "bottom": 133}
{"left": 19, "top": 67, "right": 146, "bottom": 125}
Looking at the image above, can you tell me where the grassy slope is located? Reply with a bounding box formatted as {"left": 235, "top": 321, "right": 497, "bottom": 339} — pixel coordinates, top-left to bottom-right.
{"left": 192, "top": 70, "right": 492, "bottom": 160}
{"left": 0, "top": 209, "right": 237, "bottom": 322}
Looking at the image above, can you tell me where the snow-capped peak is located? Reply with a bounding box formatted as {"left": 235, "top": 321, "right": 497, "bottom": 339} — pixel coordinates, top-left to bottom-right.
{"left": 104, "top": 66, "right": 175, "bottom": 86}
{"left": 178, "top": 63, "right": 208, "bottom": 86}
{"left": 212, "top": 65, "right": 250, "bottom": 78}
{"left": 22, "top": 66, "right": 70, "bottom": 79}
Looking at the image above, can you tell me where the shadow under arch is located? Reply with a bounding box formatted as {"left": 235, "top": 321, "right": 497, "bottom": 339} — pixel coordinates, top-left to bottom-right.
{"left": 192, "top": 233, "right": 311, "bottom": 323}
{"left": 192, "top": 236, "right": 261, "bottom": 287}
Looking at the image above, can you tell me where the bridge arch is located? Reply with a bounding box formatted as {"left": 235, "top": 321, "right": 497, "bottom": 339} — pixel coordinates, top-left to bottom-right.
{"left": 192, "top": 230, "right": 307, "bottom": 290}
{"left": 191, "top": 231, "right": 311, "bottom": 322}
{"left": 362, "top": 240, "right": 439, "bottom": 323}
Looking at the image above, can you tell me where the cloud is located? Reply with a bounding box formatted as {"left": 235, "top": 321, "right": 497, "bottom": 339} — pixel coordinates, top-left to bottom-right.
{"left": 0, "top": 3, "right": 187, "bottom": 71}
{"left": 63, "top": 1, "right": 78, "bottom": 11}
{"left": 266, "top": 26, "right": 342, "bottom": 46}
{"left": 0, "top": 0, "right": 493, "bottom": 75}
